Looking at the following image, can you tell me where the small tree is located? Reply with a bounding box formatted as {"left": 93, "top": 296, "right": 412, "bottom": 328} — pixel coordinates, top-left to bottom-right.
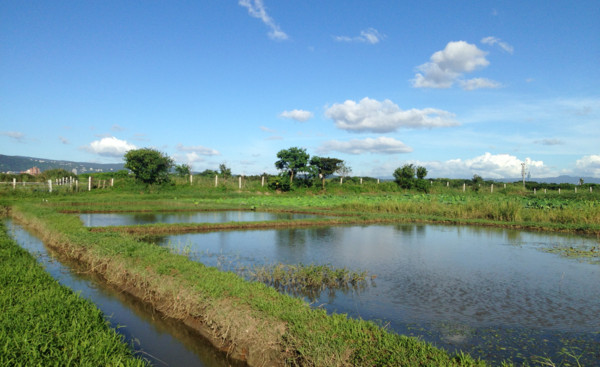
{"left": 124, "top": 148, "right": 173, "bottom": 185}
{"left": 336, "top": 162, "right": 352, "bottom": 180}
{"left": 275, "top": 147, "right": 310, "bottom": 182}
{"left": 394, "top": 164, "right": 416, "bottom": 189}
{"left": 310, "top": 156, "right": 343, "bottom": 189}
{"left": 219, "top": 163, "right": 231, "bottom": 179}
{"left": 394, "top": 164, "right": 428, "bottom": 192}
{"left": 416, "top": 166, "right": 428, "bottom": 180}
{"left": 174, "top": 164, "right": 191, "bottom": 177}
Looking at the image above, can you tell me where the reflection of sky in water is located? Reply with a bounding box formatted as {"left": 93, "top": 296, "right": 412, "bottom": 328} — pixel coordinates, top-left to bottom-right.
{"left": 159, "top": 224, "right": 600, "bottom": 365}
{"left": 6, "top": 220, "right": 243, "bottom": 367}
{"left": 80, "top": 211, "right": 322, "bottom": 227}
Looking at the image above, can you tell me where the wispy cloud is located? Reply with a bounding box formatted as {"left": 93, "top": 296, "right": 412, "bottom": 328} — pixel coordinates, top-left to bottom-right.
{"left": 260, "top": 126, "right": 276, "bottom": 133}
{"left": 176, "top": 143, "right": 220, "bottom": 156}
{"left": 412, "top": 41, "right": 500, "bottom": 90}
{"left": 239, "top": 0, "right": 288, "bottom": 40}
{"left": 534, "top": 138, "right": 564, "bottom": 146}
{"left": 334, "top": 28, "right": 384, "bottom": 44}
{"left": 82, "top": 136, "right": 137, "bottom": 158}
{"left": 481, "top": 36, "right": 514, "bottom": 54}
{"left": 111, "top": 124, "right": 126, "bottom": 132}
{"left": 319, "top": 137, "right": 412, "bottom": 155}
{"left": 279, "top": 109, "right": 313, "bottom": 122}
{"left": 325, "top": 97, "right": 458, "bottom": 133}
{"left": 1, "top": 131, "right": 25, "bottom": 142}
{"left": 59, "top": 136, "right": 69, "bottom": 144}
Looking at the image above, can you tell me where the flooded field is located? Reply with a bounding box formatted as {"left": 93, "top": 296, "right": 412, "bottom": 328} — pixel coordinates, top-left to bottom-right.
{"left": 80, "top": 211, "right": 323, "bottom": 227}
{"left": 154, "top": 224, "right": 600, "bottom": 365}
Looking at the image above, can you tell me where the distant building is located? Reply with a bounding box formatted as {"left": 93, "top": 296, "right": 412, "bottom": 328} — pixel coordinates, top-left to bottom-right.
{"left": 22, "top": 166, "right": 41, "bottom": 175}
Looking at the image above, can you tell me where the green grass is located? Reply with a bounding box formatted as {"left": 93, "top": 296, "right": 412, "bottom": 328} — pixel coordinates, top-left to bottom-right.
{"left": 0, "top": 221, "right": 148, "bottom": 366}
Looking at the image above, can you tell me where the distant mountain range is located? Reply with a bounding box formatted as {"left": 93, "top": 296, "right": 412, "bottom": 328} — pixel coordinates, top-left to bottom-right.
{"left": 0, "top": 154, "right": 124, "bottom": 175}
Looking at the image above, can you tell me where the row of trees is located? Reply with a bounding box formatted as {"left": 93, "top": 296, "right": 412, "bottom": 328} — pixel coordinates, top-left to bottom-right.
{"left": 274, "top": 147, "right": 351, "bottom": 189}
{"left": 122, "top": 147, "right": 427, "bottom": 191}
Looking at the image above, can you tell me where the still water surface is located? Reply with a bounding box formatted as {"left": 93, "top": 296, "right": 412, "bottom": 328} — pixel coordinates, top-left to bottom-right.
{"left": 80, "top": 211, "right": 320, "bottom": 227}
{"left": 6, "top": 220, "right": 244, "bottom": 367}
{"left": 154, "top": 224, "right": 600, "bottom": 365}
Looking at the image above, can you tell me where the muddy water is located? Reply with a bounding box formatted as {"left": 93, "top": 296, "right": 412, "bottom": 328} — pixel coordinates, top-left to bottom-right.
{"left": 6, "top": 220, "right": 245, "bottom": 367}
{"left": 154, "top": 224, "right": 600, "bottom": 366}
{"left": 80, "top": 211, "right": 321, "bottom": 227}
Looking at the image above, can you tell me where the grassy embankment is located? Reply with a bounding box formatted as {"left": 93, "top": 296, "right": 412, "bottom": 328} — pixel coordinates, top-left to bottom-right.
{"left": 6, "top": 200, "right": 494, "bottom": 367}
{"left": 0, "top": 221, "right": 148, "bottom": 366}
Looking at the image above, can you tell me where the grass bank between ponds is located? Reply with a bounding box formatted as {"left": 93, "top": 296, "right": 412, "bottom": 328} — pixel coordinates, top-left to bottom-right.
{"left": 9, "top": 202, "right": 490, "bottom": 367}
{"left": 0, "top": 221, "right": 148, "bottom": 366}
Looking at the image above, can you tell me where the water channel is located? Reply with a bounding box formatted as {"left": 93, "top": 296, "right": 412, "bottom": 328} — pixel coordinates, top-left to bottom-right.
{"left": 6, "top": 220, "right": 245, "bottom": 367}
{"left": 80, "top": 211, "right": 320, "bottom": 227}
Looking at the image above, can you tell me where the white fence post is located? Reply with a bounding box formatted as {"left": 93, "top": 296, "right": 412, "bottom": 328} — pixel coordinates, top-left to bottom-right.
{"left": 12, "top": 178, "right": 16, "bottom": 190}
{"left": 215, "top": 175, "right": 218, "bottom": 187}
{"left": 76, "top": 180, "right": 79, "bottom": 191}
{"left": 111, "top": 178, "right": 114, "bottom": 187}
{"left": 558, "top": 188, "right": 561, "bottom": 194}
{"left": 189, "top": 175, "right": 193, "bottom": 185}
{"left": 575, "top": 187, "right": 577, "bottom": 193}
{"left": 261, "top": 176, "right": 265, "bottom": 187}
{"left": 340, "top": 177, "right": 343, "bottom": 185}
{"left": 534, "top": 188, "right": 536, "bottom": 195}
{"left": 238, "top": 176, "right": 242, "bottom": 189}
{"left": 377, "top": 179, "right": 380, "bottom": 184}
{"left": 48, "top": 180, "right": 52, "bottom": 193}
{"left": 360, "top": 177, "right": 363, "bottom": 185}
{"left": 491, "top": 184, "right": 494, "bottom": 193}
{"left": 88, "top": 176, "right": 92, "bottom": 191}
{"left": 463, "top": 183, "right": 465, "bottom": 192}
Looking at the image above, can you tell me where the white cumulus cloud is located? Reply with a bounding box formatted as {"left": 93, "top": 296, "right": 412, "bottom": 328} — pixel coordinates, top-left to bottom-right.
{"left": 575, "top": 155, "right": 600, "bottom": 177}
{"left": 481, "top": 36, "right": 514, "bottom": 54}
{"left": 412, "top": 41, "right": 500, "bottom": 90}
{"left": 84, "top": 137, "right": 137, "bottom": 157}
{"left": 334, "top": 28, "right": 383, "bottom": 44}
{"left": 239, "top": 0, "right": 288, "bottom": 40}
{"left": 325, "top": 97, "right": 459, "bottom": 133}
{"left": 279, "top": 109, "right": 314, "bottom": 122}
{"left": 319, "top": 137, "right": 412, "bottom": 155}
{"left": 176, "top": 143, "right": 220, "bottom": 156}
{"left": 419, "top": 153, "right": 547, "bottom": 179}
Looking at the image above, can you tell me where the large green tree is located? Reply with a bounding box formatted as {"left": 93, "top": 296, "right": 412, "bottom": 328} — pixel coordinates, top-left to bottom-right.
{"left": 310, "top": 156, "right": 343, "bottom": 189}
{"left": 275, "top": 147, "right": 310, "bottom": 182}
{"left": 124, "top": 148, "right": 173, "bottom": 185}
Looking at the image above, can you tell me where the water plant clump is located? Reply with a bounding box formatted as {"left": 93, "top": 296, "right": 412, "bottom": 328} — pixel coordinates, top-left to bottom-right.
{"left": 245, "top": 262, "right": 373, "bottom": 300}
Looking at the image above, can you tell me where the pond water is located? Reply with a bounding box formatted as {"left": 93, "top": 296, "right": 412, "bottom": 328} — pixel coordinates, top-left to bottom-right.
{"left": 80, "top": 211, "right": 322, "bottom": 227}
{"left": 154, "top": 224, "right": 600, "bottom": 366}
{"left": 5, "top": 220, "right": 245, "bottom": 367}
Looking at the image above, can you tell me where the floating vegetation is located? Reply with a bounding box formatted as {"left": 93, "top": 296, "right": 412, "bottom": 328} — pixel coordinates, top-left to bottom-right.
{"left": 543, "top": 244, "right": 600, "bottom": 263}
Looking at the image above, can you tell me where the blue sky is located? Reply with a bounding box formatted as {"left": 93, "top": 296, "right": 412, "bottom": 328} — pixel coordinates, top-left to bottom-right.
{"left": 1, "top": 1, "right": 598, "bottom": 178}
